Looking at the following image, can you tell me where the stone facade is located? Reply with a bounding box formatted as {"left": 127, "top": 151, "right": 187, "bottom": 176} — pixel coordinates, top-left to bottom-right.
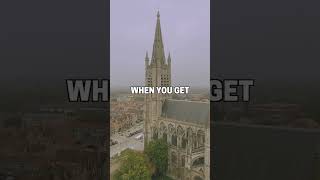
{"left": 144, "top": 12, "right": 210, "bottom": 180}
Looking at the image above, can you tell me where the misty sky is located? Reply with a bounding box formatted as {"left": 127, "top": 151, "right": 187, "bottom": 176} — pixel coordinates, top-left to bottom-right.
{"left": 111, "top": 0, "right": 210, "bottom": 88}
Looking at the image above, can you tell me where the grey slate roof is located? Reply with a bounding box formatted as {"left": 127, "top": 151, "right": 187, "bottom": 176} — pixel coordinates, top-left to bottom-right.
{"left": 161, "top": 99, "right": 209, "bottom": 124}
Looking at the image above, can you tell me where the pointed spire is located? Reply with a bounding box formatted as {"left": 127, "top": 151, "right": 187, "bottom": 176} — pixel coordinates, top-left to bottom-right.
{"left": 151, "top": 10, "right": 165, "bottom": 66}
{"left": 145, "top": 51, "right": 149, "bottom": 67}
{"left": 167, "top": 52, "right": 171, "bottom": 65}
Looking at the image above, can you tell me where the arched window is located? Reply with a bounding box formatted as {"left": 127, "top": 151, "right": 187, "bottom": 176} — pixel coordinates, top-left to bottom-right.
{"left": 193, "top": 132, "right": 197, "bottom": 148}
{"left": 177, "top": 126, "right": 184, "bottom": 136}
{"left": 168, "top": 124, "right": 175, "bottom": 134}
{"left": 182, "top": 137, "right": 188, "bottom": 149}
{"left": 163, "top": 132, "right": 167, "bottom": 142}
{"left": 160, "top": 122, "right": 167, "bottom": 142}
{"left": 171, "top": 134, "right": 177, "bottom": 146}
{"left": 197, "top": 130, "right": 205, "bottom": 147}
{"left": 153, "top": 127, "right": 158, "bottom": 140}
{"left": 187, "top": 128, "right": 193, "bottom": 138}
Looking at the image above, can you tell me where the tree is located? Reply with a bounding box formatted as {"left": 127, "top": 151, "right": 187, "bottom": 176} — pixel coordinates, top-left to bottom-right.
{"left": 113, "top": 149, "right": 152, "bottom": 180}
{"left": 145, "top": 139, "right": 168, "bottom": 176}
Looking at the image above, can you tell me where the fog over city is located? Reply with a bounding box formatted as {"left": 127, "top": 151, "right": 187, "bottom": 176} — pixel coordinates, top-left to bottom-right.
{"left": 111, "top": 0, "right": 210, "bottom": 88}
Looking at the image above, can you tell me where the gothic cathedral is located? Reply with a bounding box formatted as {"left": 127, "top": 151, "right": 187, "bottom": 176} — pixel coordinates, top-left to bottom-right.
{"left": 144, "top": 12, "right": 210, "bottom": 180}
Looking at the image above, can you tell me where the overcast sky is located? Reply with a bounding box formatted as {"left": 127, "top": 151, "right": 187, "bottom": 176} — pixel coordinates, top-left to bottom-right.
{"left": 111, "top": 0, "right": 210, "bottom": 88}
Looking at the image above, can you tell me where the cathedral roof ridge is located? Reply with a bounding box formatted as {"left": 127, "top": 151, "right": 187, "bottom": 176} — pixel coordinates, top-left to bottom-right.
{"left": 167, "top": 98, "right": 209, "bottom": 104}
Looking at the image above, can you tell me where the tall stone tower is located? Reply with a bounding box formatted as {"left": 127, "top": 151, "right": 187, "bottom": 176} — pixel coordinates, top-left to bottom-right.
{"left": 144, "top": 11, "right": 171, "bottom": 146}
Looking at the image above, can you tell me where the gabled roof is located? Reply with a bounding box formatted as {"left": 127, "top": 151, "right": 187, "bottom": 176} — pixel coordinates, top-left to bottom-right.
{"left": 161, "top": 99, "right": 209, "bottom": 124}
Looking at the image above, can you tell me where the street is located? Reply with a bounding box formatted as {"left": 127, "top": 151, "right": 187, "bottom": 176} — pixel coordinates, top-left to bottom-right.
{"left": 110, "top": 122, "right": 144, "bottom": 158}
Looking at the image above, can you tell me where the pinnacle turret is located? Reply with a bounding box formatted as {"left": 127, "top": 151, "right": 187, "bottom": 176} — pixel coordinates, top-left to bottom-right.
{"left": 145, "top": 51, "right": 150, "bottom": 68}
